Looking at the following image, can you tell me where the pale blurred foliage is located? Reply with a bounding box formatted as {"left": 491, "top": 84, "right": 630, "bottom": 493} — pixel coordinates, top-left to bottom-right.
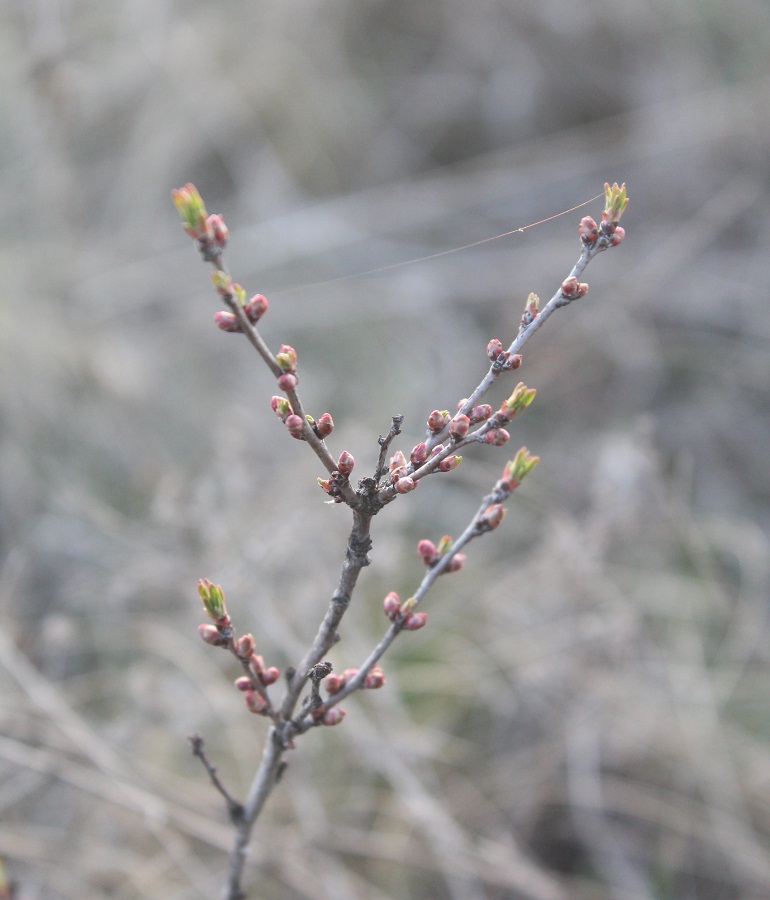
{"left": 1, "top": 0, "right": 769, "bottom": 897}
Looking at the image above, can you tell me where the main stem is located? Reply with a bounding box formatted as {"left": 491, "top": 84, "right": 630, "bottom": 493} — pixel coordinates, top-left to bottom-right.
{"left": 223, "top": 510, "right": 373, "bottom": 900}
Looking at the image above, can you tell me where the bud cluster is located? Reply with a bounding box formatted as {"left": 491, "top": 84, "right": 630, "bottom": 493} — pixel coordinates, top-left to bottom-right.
{"left": 383, "top": 592, "right": 427, "bottom": 631}
{"left": 324, "top": 666, "right": 385, "bottom": 695}
{"left": 487, "top": 340, "right": 523, "bottom": 374}
{"left": 214, "top": 293, "right": 269, "bottom": 334}
{"left": 275, "top": 344, "right": 298, "bottom": 391}
{"left": 317, "top": 450, "right": 355, "bottom": 502}
{"left": 560, "top": 276, "right": 589, "bottom": 300}
{"left": 417, "top": 535, "right": 466, "bottom": 573}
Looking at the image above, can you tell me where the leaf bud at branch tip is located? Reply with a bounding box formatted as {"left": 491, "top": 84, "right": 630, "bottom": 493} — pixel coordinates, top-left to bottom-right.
{"left": 198, "top": 578, "right": 227, "bottom": 620}
{"left": 603, "top": 182, "right": 629, "bottom": 226}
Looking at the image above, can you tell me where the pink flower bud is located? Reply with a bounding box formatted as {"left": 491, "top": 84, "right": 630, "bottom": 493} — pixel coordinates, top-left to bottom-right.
{"left": 249, "top": 654, "right": 265, "bottom": 674}
{"left": 214, "top": 310, "right": 242, "bottom": 333}
{"left": 487, "top": 339, "right": 504, "bottom": 361}
{"left": 470, "top": 404, "right": 492, "bottom": 424}
{"left": 479, "top": 503, "right": 506, "bottom": 531}
{"left": 324, "top": 673, "right": 346, "bottom": 694}
{"left": 427, "top": 410, "right": 450, "bottom": 434}
{"left": 579, "top": 215, "right": 599, "bottom": 244}
{"left": 365, "top": 667, "right": 385, "bottom": 689}
{"left": 438, "top": 455, "right": 462, "bottom": 472}
{"left": 234, "top": 676, "right": 253, "bottom": 692}
{"left": 198, "top": 623, "right": 223, "bottom": 645}
{"left": 235, "top": 633, "right": 255, "bottom": 659}
{"left": 278, "top": 373, "right": 298, "bottom": 391}
{"left": 561, "top": 276, "right": 588, "bottom": 299}
{"left": 484, "top": 428, "right": 510, "bottom": 446}
{"left": 383, "top": 592, "right": 401, "bottom": 618}
{"left": 285, "top": 414, "right": 305, "bottom": 439}
{"left": 395, "top": 476, "right": 417, "bottom": 493}
{"left": 402, "top": 612, "right": 427, "bottom": 631}
{"left": 259, "top": 666, "right": 280, "bottom": 686}
{"left": 446, "top": 553, "right": 466, "bottom": 573}
{"left": 417, "top": 539, "right": 438, "bottom": 565}
{"left": 610, "top": 226, "right": 625, "bottom": 247}
{"left": 337, "top": 451, "right": 355, "bottom": 476}
{"left": 321, "top": 707, "right": 346, "bottom": 726}
{"left": 244, "top": 293, "right": 268, "bottom": 323}
{"left": 270, "top": 396, "right": 292, "bottom": 420}
{"left": 410, "top": 442, "right": 428, "bottom": 465}
{"left": 206, "top": 214, "right": 229, "bottom": 248}
{"left": 275, "top": 344, "right": 297, "bottom": 373}
{"left": 244, "top": 690, "right": 267, "bottom": 714}
{"left": 431, "top": 444, "right": 444, "bottom": 455}
{"left": 449, "top": 414, "right": 470, "bottom": 441}
{"left": 389, "top": 450, "right": 407, "bottom": 473}
{"left": 315, "top": 413, "right": 334, "bottom": 437}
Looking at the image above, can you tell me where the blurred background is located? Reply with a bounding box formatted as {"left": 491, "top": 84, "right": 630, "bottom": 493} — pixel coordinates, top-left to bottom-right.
{"left": 1, "top": 0, "right": 769, "bottom": 897}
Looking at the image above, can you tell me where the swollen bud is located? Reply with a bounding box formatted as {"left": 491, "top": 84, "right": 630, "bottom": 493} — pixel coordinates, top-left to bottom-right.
{"left": 271, "top": 396, "right": 293, "bottom": 420}
{"left": 285, "top": 414, "right": 305, "bottom": 439}
{"left": 561, "top": 276, "right": 588, "bottom": 300}
{"left": 438, "top": 455, "right": 462, "bottom": 472}
{"left": 364, "top": 667, "right": 385, "bottom": 689}
{"left": 214, "top": 311, "right": 242, "bottom": 333}
{"left": 449, "top": 414, "right": 470, "bottom": 441}
{"left": 484, "top": 429, "right": 510, "bottom": 446}
{"left": 402, "top": 612, "right": 427, "bottom": 631}
{"left": 235, "top": 633, "right": 255, "bottom": 659}
{"left": 427, "top": 410, "right": 451, "bottom": 434}
{"left": 321, "top": 707, "right": 346, "bottom": 726}
{"left": 315, "top": 413, "right": 334, "bottom": 437}
{"left": 275, "top": 344, "right": 297, "bottom": 373}
{"left": 383, "top": 591, "right": 401, "bottom": 618}
{"left": 198, "top": 623, "right": 223, "bottom": 645}
{"left": 487, "top": 339, "right": 504, "bottom": 361}
{"left": 478, "top": 503, "right": 506, "bottom": 531}
{"left": 244, "top": 690, "right": 267, "bottom": 714}
{"left": 277, "top": 373, "right": 298, "bottom": 391}
{"left": 410, "top": 442, "right": 429, "bottom": 465}
{"left": 395, "top": 476, "right": 417, "bottom": 493}
{"left": 337, "top": 451, "right": 355, "bottom": 476}
{"left": 244, "top": 294, "right": 268, "bottom": 323}
{"left": 417, "top": 539, "right": 438, "bottom": 566}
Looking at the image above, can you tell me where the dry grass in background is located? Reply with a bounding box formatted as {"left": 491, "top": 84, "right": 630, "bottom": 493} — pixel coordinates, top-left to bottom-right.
{"left": 1, "top": 0, "right": 769, "bottom": 897}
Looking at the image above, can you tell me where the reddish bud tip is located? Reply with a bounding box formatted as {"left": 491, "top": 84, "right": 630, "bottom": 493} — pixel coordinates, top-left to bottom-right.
{"left": 285, "top": 414, "right": 305, "bottom": 439}
{"left": 449, "top": 414, "right": 470, "bottom": 441}
{"left": 234, "top": 676, "right": 253, "bottom": 692}
{"left": 214, "top": 310, "right": 242, "bottom": 333}
{"left": 244, "top": 690, "right": 268, "bottom": 714}
{"left": 198, "top": 623, "right": 223, "bottom": 645}
{"left": 259, "top": 666, "right": 280, "bottom": 686}
{"left": 383, "top": 591, "right": 401, "bottom": 618}
{"left": 270, "top": 396, "right": 293, "bottom": 420}
{"left": 579, "top": 215, "right": 599, "bottom": 243}
{"left": 410, "top": 441, "right": 429, "bottom": 465}
{"left": 610, "top": 226, "right": 625, "bottom": 247}
{"left": 487, "top": 339, "right": 504, "bottom": 361}
{"left": 484, "top": 428, "right": 510, "bottom": 446}
{"left": 417, "top": 539, "right": 438, "bottom": 565}
{"left": 321, "top": 707, "right": 346, "bottom": 726}
{"left": 364, "top": 667, "right": 385, "bottom": 689}
{"left": 324, "top": 673, "right": 346, "bottom": 694}
{"left": 277, "top": 372, "right": 298, "bottom": 391}
{"left": 244, "top": 294, "right": 268, "bottom": 323}
{"left": 275, "top": 344, "right": 297, "bottom": 373}
{"left": 438, "top": 454, "right": 462, "bottom": 472}
{"left": 395, "top": 475, "right": 417, "bottom": 493}
{"left": 315, "top": 412, "right": 334, "bottom": 437}
{"left": 206, "top": 214, "right": 229, "bottom": 249}
{"left": 427, "top": 410, "right": 451, "bottom": 434}
{"left": 469, "top": 404, "right": 493, "bottom": 424}
{"left": 446, "top": 553, "right": 466, "bottom": 573}
{"left": 235, "top": 633, "right": 255, "bottom": 659}
{"left": 402, "top": 611, "right": 427, "bottom": 631}
{"left": 561, "top": 277, "right": 589, "bottom": 300}
{"left": 337, "top": 451, "right": 355, "bottom": 476}
{"left": 479, "top": 503, "right": 507, "bottom": 531}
